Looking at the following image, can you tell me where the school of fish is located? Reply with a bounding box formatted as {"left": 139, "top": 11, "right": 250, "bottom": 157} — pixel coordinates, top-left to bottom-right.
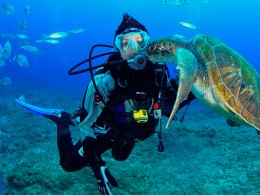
{"left": 0, "top": 3, "right": 86, "bottom": 86}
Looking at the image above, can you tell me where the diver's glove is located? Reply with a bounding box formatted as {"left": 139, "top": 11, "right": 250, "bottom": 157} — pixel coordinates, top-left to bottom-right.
{"left": 93, "top": 166, "right": 118, "bottom": 195}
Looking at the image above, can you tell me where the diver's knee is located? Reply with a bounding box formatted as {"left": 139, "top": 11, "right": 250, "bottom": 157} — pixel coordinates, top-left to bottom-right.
{"left": 112, "top": 153, "right": 130, "bottom": 161}
{"left": 59, "top": 162, "right": 77, "bottom": 172}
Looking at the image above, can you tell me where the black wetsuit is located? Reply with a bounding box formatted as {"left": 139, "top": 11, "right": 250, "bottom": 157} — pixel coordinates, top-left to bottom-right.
{"left": 56, "top": 53, "right": 196, "bottom": 172}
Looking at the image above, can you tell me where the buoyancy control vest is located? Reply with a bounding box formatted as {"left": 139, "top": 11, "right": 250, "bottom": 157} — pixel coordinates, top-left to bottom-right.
{"left": 92, "top": 53, "right": 169, "bottom": 141}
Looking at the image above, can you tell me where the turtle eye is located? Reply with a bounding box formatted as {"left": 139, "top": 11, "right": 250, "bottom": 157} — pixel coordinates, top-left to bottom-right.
{"left": 162, "top": 42, "right": 168, "bottom": 48}
{"left": 150, "top": 44, "right": 157, "bottom": 51}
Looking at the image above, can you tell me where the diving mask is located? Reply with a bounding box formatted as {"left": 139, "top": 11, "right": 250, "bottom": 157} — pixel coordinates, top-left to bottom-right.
{"left": 115, "top": 30, "right": 150, "bottom": 52}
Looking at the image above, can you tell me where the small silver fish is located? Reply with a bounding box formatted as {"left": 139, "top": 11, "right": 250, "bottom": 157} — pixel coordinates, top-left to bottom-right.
{"left": 69, "top": 28, "right": 85, "bottom": 34}
{"left": 42, "top": 32, "right": 69, "bottom": 39}
{"left": 17, "top": 20, "right": 28, "bottom": 31}
{"left": 12, "top": 54, "right": 29, "bottom": 67}
{"left": 1, "top": 3, "right": 15, "bottom": 15}
{"left": 24, "top": 5, "right": 30, "bottom": 15}
{"left": 163, "top": 0, "right": 210, "bottom": 6}
{"left": 163, "top": 0, "right": 187, "bottom": 6}
{"left": 20, "top": 45, "right": 41, "bottom": 54}
{"left": 1, "top": 33, "right": 15, "bottom": 39}
{"left": 0, "top": 77, "right": 11, "bottom": 85}
{"left": 179, "top": 21, "right": 197, "bottom": 29}
{"left": 17, "top": 34, "right": 28, "bottom": 39}
{"left": 36, "top": 39, "right": 60, "bottom": 44}
{"left": 2, "top": 41, "right": 11, "bottom": 60}
{"left": 18, "top": 95, "right": 25, "bottom": 102}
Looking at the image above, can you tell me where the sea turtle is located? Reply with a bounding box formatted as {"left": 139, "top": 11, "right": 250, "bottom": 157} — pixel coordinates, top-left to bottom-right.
{"left": 145, "top": 34, "right": 260, "bottom": 132}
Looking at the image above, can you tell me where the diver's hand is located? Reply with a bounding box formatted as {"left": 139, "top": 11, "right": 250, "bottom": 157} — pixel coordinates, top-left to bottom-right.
{"left": 93, "top": 166, "right": 118, "bottom": 195}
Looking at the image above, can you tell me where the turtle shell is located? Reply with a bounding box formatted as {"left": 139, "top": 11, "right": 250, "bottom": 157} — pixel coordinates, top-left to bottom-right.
{"left": 192, "top": 34, "right": 260, "bottom": 130}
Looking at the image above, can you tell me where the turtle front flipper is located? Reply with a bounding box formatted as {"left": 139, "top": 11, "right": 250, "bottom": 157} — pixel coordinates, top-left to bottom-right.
{"left": 166, "top": 48, "right": 198, "bottom": 128}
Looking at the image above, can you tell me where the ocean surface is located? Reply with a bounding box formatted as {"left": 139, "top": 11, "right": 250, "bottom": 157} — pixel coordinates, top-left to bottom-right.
{"left": 0, "top": 0, "right": 260, "bottom": 194}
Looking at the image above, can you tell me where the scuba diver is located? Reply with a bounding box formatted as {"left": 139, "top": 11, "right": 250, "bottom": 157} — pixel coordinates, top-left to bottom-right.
{"left": 16, "top": 13, "right": 195, "bottom": 195}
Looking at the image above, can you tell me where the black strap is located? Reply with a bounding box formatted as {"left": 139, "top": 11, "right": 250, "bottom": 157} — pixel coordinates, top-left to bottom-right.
{"left": 81, "top": 53, "right": 121, "bottom": 109}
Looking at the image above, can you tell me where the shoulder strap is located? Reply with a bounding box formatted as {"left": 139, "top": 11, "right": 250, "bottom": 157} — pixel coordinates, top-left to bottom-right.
{"left": 81, "top": 53, "right": 122, "bottom": 108}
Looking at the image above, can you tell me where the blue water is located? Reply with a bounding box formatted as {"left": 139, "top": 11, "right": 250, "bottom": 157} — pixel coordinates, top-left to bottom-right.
{"left": 1, "top": 1, "right": 260, "bottom": 194}
{"left": 1, "top": 0, "right": 259, "bottom": 93}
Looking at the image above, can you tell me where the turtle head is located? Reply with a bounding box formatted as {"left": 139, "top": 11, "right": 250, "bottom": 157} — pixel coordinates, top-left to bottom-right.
{"left": 145, "top": 35, "right": 188, "bottom": 63}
